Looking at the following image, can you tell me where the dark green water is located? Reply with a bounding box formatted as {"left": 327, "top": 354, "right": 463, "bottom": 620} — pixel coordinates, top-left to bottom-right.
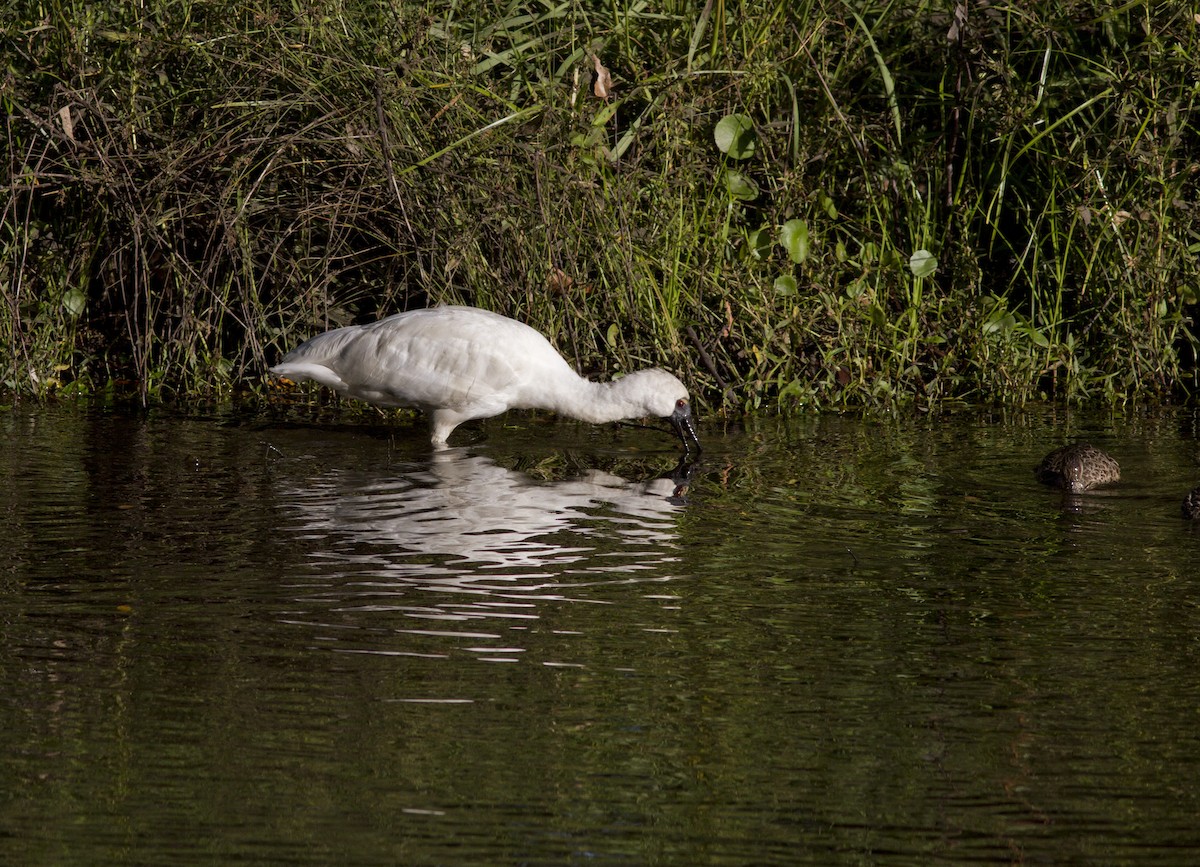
{"left": 3, "top": 405, "right": 1200, "bottom": 864}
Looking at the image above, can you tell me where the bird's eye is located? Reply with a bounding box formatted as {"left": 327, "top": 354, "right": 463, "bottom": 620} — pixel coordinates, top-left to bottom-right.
{"left": 677, "top": 398, "right": 687, "bottom": 408}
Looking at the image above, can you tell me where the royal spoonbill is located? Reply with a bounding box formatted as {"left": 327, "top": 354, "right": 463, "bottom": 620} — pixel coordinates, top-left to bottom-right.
{"left": 270, "top": 305, "right": 700, "bottom": 451}
{"left": 1034, "top": 443, "right": 1120, "bottom": 492}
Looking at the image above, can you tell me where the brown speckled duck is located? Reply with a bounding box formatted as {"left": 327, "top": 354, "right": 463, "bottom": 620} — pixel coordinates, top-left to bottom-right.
{"left": 1183, "top": 486, "right": 1200, "bottom": 520}
{"left": 1035, "top": 444, "right": 1120, "bottom": 493}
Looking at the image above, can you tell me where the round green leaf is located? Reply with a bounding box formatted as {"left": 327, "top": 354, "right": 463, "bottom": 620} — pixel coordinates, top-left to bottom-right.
{"left": 773, "top": 275, "right": 798, "bottom": 296}
{"left": 62, "top": 289, "right": 86, "bottom": 318}
{"left": 714, "top": 114, "right": 756, "bottom": 159}
{"left": 725, "top": 170, "right": 759, "bottom": 202}
{"left": 779, "top": 219, "right": 809, "bottom": 264}
{"left": 909, "top": 249, "right": 938, "bottom": 278}
{"left": 746, "top": 226, "right": 773, "bottom": 260}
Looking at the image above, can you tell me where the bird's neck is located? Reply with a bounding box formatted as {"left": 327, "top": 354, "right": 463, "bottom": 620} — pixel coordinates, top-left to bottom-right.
{"left": 544, "top": 374, "right": 637, "bottom": 425}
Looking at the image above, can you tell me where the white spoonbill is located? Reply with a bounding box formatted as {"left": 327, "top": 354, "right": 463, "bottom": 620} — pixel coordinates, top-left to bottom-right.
{"left": 270, "top": 305, "right": 700, "bottom": 451}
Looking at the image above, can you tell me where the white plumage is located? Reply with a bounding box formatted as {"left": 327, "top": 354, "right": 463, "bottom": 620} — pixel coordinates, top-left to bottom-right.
{"left": 270, "top": 305, "right": 700, "bottom": 450}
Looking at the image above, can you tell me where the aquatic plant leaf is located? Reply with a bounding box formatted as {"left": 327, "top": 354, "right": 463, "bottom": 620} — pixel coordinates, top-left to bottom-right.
{"left": 62, "top": 289, "right": 86, "bottom": 318}
{"left": 773, "top": 275, "right": 798, "bottom": 296}
{"left": 714, "top": 114, "right": 755, "bottom": 159}
{"left": 909, "top": 249, "right": 938, "bottom": 278}
{"left": 779, "top": 219, "right": 809, "bottom": 264}
{"left": 725, "top": 171, "right": 759, "bottom": 201}
{"left": 746, "top": 226, "right": 772, "bottom": 260}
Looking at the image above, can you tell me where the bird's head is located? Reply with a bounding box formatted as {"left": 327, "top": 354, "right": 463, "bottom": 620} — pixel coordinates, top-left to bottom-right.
{"left": 616, "top": 369, "right": 700, "bottom": 454}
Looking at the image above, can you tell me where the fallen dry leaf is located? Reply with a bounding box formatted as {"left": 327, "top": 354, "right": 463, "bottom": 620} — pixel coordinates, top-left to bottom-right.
{"left": 592, "top": 54, "right": 613, "bottom": 101}
{"left": 546, "top": 265, "right": 574, "bottom": 295}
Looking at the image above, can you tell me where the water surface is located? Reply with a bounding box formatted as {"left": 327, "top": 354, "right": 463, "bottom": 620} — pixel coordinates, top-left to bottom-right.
{"left": 3, "top": 405, "right": 1200, "bottom": 864}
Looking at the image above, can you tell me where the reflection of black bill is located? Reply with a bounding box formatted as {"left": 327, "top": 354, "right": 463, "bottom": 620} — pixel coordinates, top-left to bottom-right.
{"left": 665, "top": 456, "right": 699, "bottom": 505}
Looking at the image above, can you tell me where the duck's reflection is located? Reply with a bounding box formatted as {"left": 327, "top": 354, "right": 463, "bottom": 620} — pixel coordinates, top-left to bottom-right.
{"left": 280, "top": 449, "right": 692, "bottom": 596}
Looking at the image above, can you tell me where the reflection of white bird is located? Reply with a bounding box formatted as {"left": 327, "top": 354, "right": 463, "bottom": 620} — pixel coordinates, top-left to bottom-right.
{"left": 283, "top": 449, "right": 687, "bottom": 576}
{"left": 271, "top": 305, "right": 699, "bottom": 451}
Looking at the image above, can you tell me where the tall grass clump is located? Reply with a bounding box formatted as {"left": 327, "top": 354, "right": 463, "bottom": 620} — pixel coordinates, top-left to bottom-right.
{"left": 2, "top": 0, "right": 1197, "bottom": 410}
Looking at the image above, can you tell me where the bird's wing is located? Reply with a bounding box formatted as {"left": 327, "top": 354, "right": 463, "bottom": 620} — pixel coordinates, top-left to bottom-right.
{"left": 344, "top": 309, "right": 551, "bottom": 410}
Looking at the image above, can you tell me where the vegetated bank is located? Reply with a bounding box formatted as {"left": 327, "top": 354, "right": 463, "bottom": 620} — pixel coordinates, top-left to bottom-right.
{"left": 4, "top": 0, "right": 1198, "bottom": 413}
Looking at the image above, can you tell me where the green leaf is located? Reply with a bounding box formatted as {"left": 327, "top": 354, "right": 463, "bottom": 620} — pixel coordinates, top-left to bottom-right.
{"left": 714, "top": 114, "right": 756, "bottom": 159}
{"left": 773, "top": 275, "right": 798, "bottom": 296}
{"left": 779, "top": 219, "right": 809, "bottom": 264}
{"left": 746, "top": 226, "right": 773, "bottom": 260}
{"left": 686, "top": 0, "right": 713, "bottom": 72}
{"left": 571, "top": 128, "right": 604, "bottom": 148}
{"left": 820, "top": 193, "right": 838, "bottom": 220}
{"left": 909, "top": 249, "right": 938, "bottom": 278}
{"left": 725, "top": 170, "right": 759, "bottom": 201}
{"left": 62, "top": 289, "right": 86, "bottom": 318}
{"left": 592, "top": 100, "right": 620, "bottom": 128}
{"left": 1023, "top": 326, "right": 1050, "bottom": 348}
{"left": 983, "top": 309, "right": 1016, "bottom": 336}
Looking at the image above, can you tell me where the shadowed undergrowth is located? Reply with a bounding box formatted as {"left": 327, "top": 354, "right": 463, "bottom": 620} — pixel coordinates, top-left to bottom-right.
{"left": 3, "top": 0, "right": 1198, "bottom": 412}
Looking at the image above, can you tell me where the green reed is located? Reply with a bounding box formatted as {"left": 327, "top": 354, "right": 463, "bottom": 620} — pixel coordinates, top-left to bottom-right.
{"left": 2, "top": 0, "right": 1196, "bottom": 411}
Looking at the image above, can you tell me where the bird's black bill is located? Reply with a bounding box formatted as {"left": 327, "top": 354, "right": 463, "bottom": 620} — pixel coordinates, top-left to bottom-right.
{"left": 670, "top": 404, "right": 701, "bottom": 456}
